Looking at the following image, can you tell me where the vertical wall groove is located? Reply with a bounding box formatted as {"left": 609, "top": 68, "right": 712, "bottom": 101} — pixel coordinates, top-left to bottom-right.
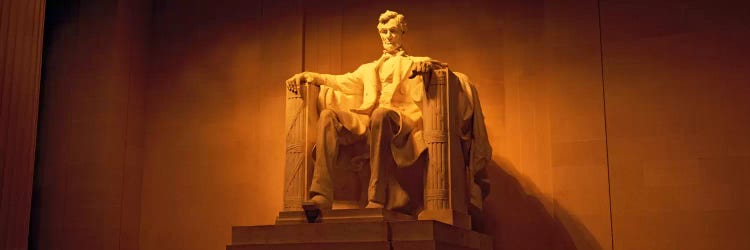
{"left": 596, "top": 0, "right": 615, "bottom": 249}
{"left": 32, "top": 0, "right": 149, "bottom": 248}
{"left": 0, "top": 0, "right": 46, "bottom": 249}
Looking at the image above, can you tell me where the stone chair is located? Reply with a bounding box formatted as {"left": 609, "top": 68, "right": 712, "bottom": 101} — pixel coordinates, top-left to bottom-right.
{"left": 278, "top": 68, "right": 484, "bottom": 230}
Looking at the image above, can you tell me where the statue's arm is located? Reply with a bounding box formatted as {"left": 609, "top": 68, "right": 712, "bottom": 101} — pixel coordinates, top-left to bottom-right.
{"left": 320, "top": 71, "right": 363, "bottom": 95}
{"left": 285, "top": 65, "right": 366, "bottom": 95}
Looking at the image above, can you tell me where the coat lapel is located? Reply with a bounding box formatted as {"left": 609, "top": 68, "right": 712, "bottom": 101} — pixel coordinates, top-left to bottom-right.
{"left": 387, "top": 55, "right": 414, "bottom": 103}
{"left": 351, "top": 58, "right": 383, "bottom": 115}
{"left": 352, "top": 51, "right": 414, "bottom": 115}
{"left": 393, "top": 55, "right": 413, "bottom": 87}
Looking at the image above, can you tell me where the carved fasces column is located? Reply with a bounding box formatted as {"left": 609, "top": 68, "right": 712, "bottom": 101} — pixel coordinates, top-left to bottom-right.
{"left": 283, "top": 84, "right": 319, "bottom": 211}
{"left": 419, "top": 69, "right": 471, "bottom": 229}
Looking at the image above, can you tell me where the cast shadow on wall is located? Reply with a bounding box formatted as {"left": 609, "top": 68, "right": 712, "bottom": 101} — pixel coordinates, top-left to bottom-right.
{"left": 475, "top": 158, "right": 603, "bottom": 250}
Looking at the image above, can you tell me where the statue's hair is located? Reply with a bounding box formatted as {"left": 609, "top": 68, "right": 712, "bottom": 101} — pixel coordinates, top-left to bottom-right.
{"left": 377, "top": 10, "right": 407, "bottom": 33}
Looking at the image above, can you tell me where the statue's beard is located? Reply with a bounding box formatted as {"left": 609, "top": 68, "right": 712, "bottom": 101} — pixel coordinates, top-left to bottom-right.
{"left": 382, "top": 42, "right": 401, "bottom": 53}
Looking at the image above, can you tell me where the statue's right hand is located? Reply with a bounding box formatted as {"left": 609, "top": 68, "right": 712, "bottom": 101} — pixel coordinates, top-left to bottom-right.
{"left": 285, "top": 72, "right": 322, "bottom": 94}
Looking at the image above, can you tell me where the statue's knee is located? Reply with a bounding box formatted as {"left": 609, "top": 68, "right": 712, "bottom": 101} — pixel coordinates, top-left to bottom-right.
{"left": 318, "top": 109, "right": 337, "bottom": 129}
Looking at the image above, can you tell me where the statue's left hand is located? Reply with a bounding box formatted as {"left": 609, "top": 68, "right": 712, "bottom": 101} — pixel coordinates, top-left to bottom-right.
{"left": 409, "top": 58, "right": 448, "bottom": 79}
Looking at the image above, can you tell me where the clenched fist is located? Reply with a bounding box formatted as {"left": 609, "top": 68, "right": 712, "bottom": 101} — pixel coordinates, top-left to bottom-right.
{"left": 409, "top": 58, "right": 448, "bottom": 79}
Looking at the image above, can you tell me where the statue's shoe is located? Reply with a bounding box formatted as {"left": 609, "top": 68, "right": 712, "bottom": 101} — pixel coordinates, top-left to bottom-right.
{"left": 306, "top": 195, "right": 332, "bottom": 210}
{"left": 365, "top": 201, "right": 384, "bottom": 209}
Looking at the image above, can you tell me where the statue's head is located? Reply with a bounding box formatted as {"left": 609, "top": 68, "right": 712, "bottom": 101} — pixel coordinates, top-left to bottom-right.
{"left": 377, "top": 10, "right": 407, "bottom": 54}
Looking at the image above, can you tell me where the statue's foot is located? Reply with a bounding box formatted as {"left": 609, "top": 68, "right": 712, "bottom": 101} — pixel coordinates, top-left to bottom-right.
{"left": 365, "top": 201, "right": 384, "bottom": 209}
{"left": 308, "top": 195, "right": 332, "bottom": 210}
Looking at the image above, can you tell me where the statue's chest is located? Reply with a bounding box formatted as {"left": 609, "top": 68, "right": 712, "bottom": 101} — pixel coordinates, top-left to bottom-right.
{"left": 378, "top": 57, "right": 397, "bottom": 83}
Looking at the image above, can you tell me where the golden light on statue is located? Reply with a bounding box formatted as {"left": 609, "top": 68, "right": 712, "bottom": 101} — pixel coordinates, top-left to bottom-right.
{"left": 229, "top": 10, "right": 493, "bottom": 250}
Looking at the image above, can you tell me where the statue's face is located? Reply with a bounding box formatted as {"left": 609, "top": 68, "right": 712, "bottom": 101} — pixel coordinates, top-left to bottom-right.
{"left": 378, "top": 18, "right": 403, "bottom": 53}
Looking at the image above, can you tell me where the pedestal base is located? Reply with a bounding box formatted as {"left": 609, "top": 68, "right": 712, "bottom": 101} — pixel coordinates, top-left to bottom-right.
{"left": 276, "top": 208, "right": 415, "bottom": 224}
{"left": 228, "top": 220, "right": 491, "bottom": 250}
{"left": 418, "top": 209, "right": 472, "bottom": 230}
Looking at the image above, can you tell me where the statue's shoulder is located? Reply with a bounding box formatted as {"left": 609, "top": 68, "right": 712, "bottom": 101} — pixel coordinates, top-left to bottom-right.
{"left": 355, "top": 59, "right": 380, "bottom": 70}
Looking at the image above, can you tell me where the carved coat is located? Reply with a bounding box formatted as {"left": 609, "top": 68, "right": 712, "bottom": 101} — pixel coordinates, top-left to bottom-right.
{"left": 320, "top": 51, "right": 428, "bottom": 167}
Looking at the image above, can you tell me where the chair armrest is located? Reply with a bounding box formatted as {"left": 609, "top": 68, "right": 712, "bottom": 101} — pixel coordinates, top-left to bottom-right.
{"left": 419, "top": 68, "right": 471, "bottom": 229}
{"left": 283, "top": 83, "right": 319, "bottom": 211}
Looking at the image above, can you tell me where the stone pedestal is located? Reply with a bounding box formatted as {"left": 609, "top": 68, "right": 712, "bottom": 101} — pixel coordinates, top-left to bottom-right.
{"left": 227, "top": 220, "right": 492, "bottom": 250}
{"left": 276, "top": 208, "right": 416, "bottom": 224}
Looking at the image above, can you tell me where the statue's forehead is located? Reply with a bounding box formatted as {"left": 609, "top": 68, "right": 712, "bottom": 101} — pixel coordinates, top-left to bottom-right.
{"left": 377, "top": 19, "right": 401, "bottom": 30}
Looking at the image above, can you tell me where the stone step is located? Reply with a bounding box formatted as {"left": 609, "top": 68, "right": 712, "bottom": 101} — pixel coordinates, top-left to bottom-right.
{"left": 228, "top": 220, "right": 491, "bottom": 250}
{"left": 276, "top": 208, "right": 416, "bottom": 225}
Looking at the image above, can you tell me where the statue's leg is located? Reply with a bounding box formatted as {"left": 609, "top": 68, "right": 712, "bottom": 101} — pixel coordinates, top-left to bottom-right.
{"left": 367, "top": 107, "right": 401, "bottom": 208}
{"left": 308, "top": 109, "right": 342, "bottom": 209}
